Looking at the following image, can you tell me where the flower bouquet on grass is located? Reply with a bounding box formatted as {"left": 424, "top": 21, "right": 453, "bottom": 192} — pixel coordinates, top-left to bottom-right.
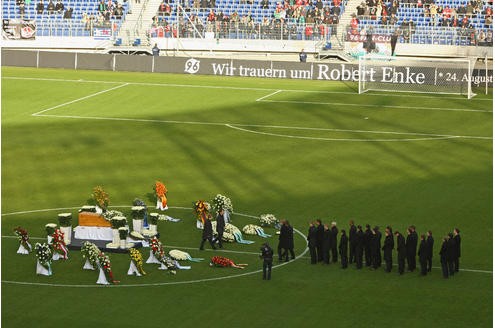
{"left": 97, "top": 252, "right": 119, "bottom": 285}
{"left": 242, "top": 224, "right": 272, "bottom": 238}
{"left": 118, "top": 227, "right": 129, "bottom": 249}
{"left": 210, "top": 256, "right": 247, "bottom": 269}
{"left": 58, "top": 213, "right": 72, "bottom": 245}
{"left": 147, "top": 236, "right": 164, "bottom": 264}
{"left": 128, "top": 248, "right": 146, "bottom": 276}
{"left": 133, "top": 198, "right": 148, "bottom": 227}
{"left": 51, "top": 228, "right": 69, "bottom": 260}
{"left": 131, "top": 206, "right": 146, "bottom": 233}
{"left": 211, "top": 221, "right": 235, "bottom": 243}
{"left": 91, "top": 186, "right": 109, "bottom": 213}
{"left": 107, "top": 215, "right": 127, "bottom": 247}
{"left": 14, "top": 226, "right": 32, "bottom": 254}
{"left": 212, "top": 194, "right": 233, "bottom": 217}
{"left": 224, "top": 223, "right": 255, "bottom": 244}
{"left": 155, "top": 181, "right": 168, "bottom": 211}
{"left": 103, "top": 210, "right": 124, "bottom": 222}
{"left": 193, "top": 200, "right": 211, "bottom": 229}
{"left": 259, "top": 214, "right": 279, "bottom": 228}
{"left": 169, "top": 249, "right": 204, "bottom": 262}
{"left": 35, "top": 243, "right": 52, "bottom": 276}
{"left": 81, "top": 241, "right": 100, "bottom": 270}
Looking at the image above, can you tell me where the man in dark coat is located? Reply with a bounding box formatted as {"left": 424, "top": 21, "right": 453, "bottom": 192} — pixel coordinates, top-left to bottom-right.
{"left": 355, "top": 225, "right": 364, "bottom": 269}
{"left": 375, "top": 226, "right": 382, "bottom": 267}
{"left": 418, "top": 234, "right": 428, "bottom": 276}
{"left": 382, "top": 227, "right": 394, "bottom": 272}
{"left": 339, "top": 229, "right": 348, "bottom": 269}
{"left": 307, "top": 222, "right": 318, "bottom": 264}
{"left": 286, "top": 220, "right": 295, "bottom": 261}
{"left": 370, "top": 227, "right": 380, "bottom": 269}
{"left": 440, "top": 236, "right": 449, "bottom": 278}
{"left": 348, "top": 220, "right": 357, "bottom": 264}
{"left": 330, "top": 222, "right": 338, "bottom": 263}
{"left": 406, "top": 226, "right": 418, "bottom": 272}
{"left": 364, "top": 224, "right": 372, "bottom": 266}
{"left": 199, "top": 216, "right": 217, "bottom": 250}
{"left": 278, "top": 219, "right": 289, "bottom": 262}
{"left": 453, "top": 228, "right": 461, "bottom": 272}
{"left": 447, "top": 232, "right": 456, "bottom": 276}
{"left": 215, "top": 209, "right": 226, "bottom": 248}
{"left": 426, "top": 230, "right": 434, "bottom": 272}
{"left": 395, "top": 231, "right": 406, "bottom": 275}
{"left": 322, "top": 224, "right": 331, "bottom": 264}
{"left": 316, "top": 219, "right": 324, "bottom": 262}
{"left": 260, "top": 242, "right": 274, "bottom": 280}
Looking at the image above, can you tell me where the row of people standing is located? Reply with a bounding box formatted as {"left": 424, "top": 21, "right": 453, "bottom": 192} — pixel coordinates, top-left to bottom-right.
{"left": 307, "top": 220, "right": 461, "bottom": 278}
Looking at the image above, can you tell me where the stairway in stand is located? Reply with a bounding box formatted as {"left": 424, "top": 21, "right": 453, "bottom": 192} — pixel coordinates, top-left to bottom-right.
{"left": 117, "top": 0, "right": 163, "bottom": 46}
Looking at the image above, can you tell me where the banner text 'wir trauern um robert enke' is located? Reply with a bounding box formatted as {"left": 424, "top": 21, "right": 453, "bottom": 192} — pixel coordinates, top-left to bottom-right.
{"left": 207, "top": 61, "right": 482, "bottom": 85}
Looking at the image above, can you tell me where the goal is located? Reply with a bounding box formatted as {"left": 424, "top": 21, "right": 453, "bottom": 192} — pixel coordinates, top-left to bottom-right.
{"left": 358, "top": 55, "right": 476, "bottom": 99}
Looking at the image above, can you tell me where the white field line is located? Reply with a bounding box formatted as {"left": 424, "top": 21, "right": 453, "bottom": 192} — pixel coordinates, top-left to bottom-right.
{"left": 225, "top": 124, "right": 461, "bottom": 142}
{"left": 3, "top": 75, "right": 493, "bottom": 102}
{"left": 258, "top": 99, "right": 492, "bottom": 113}
{"left": 256, "top": 90, "right": 282, "bottom": 102}
{"left": 31, "top": 83, "right": 129, "bottom": 116}
{"left": 30, "top": 114, "right": 492, "bottom": 141}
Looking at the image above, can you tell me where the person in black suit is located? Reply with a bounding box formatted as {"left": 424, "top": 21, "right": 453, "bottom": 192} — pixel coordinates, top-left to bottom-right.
{"left": 410, "top": 225, "right": 418, "bottom": 270}
{"left": 215, "top": 209, "right": 225, "bottom": 248}
{"left": 330, "top": 222, "right": 338, "bottom": 263}
{"left": 370, "top": 227, "right": 380, "bottom": 269}
{"left": 278, "top": 219, "right": 289, "bottom": 262}
{"left": 447, "top": 232, "right": 455, "bottom": 276}
{"left": 348, "top": 220, "right": 357, "bottom": 264}
{"left": 382, "top": 227, "right": 394, "bottom": 272}
{"left": 316, "top": 219, "right": 324, "bottom": 262}
{"left": 339, "top": 229, "right": 348, "bottom": 269}
{"left": 322, "top": 224, "right": 331, "bottom": 264}
{"left": 439, "top": 236, "right": 449, "bottom": 278}
{"left": 374, "top": 226, "right": 382, "bottom": 267}
{"left": 364, "top": 224, "right": 372, "bottom": 266}
{"left": 418, "top": 234, "right": 428, "bottom": 276}
{"left": 453, "top": 228, "right": 461, "bottom": 272}
{"left": 286, "top": 220, "right": 295, "bottom": 261}
{"left": 355, "top": 225, "right": 364, "bottom": 269}
{"left": 406, "top": 226, "right": 418, "bottom": 272}
{"left": 260, "top": 242, "right": 274, "bottom": 280}
{"left": 395, "top": 231, "right": 406, "bottom": 275}
{"left": 426, "top": 230, "right": 434, "bottom": 272}
{"left": 307, "top": 222, "right": 318, "bottom": 264}
{"left": 199, "top": 216, "right": 217, "bottom": 250}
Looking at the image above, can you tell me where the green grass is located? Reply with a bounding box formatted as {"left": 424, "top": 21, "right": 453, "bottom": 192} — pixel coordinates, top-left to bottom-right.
{"left": 1, "top": 66, "right": 492, "bottom": 327}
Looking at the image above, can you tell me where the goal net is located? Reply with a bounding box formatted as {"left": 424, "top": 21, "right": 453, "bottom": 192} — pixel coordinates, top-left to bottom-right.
{"left": 358, "top": 55, "right": 476, "bottom": 99}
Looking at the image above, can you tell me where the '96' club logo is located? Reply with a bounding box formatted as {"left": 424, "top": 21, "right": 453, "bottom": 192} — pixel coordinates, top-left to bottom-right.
{"left": 184, "top": 58, "right": 200, "bottom": 74}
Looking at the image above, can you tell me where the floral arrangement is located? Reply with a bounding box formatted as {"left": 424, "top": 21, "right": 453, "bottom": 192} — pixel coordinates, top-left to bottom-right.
{"left": 14, "top": 226, "right": 31, "bottom": 252}
{"left": 155, "top": 181, "right": 168, "bottom": 208}
{"left": 92, "top": 186, "right": 109, "bottom": 212}
{"left": 149, "top": 213, "right": 159, "bottom": 225}
{"left": 133, "top": 198, "right": 147, "bottom": 208}
{"left": 79, "top": 205, "right": 97, "bottom": 213}
{"left": 211, "top": 194, "right": 233, "bottom": 213}
{"left": 110, "top": 216, "right": 127, "bottom": 229}
{"left": 242, "top": 224, "right": 271, "bottom": 238}
{"left": 51, "top": 229, "right": 69, "bottom": 259}
{"left": 131, "top": 206, "right": 146, "bottom": 221}
{"left": 130, "top": 231, "right": 145, "bottom": 240}
{"left": 98, "top": 252, "right": 119, "bottom": 284}
{"left": 150, "top": 236, "right": 165, "bottom": 260}
{"left": 211, "top": 221, "right": 235, "bottom": 242}
{"left": 103, "top": 210, "right": 124, "bottom": 222}
{"left": 118, "top": 227, "right": 128, "bottom": 240}
{"left": 259, "top": 214, "right": 278, "bottom": 227}
{"left": 58, "top": 213, "right": 72, "bottom": 227}
{"left": 129, "top": 248, "right": 146, "bottom": 275}
{"left": 193, "top": 200, "right": 211, "bottom": 225}
{"left": 169, "top": 249, "right": 204, "bottom": 262}
{"left": 81, "top": 241, "right": 100, "bottom": 268}
{"left": 210, "top": 256, "right": 247, "bottom": 269}
{"left": 35, "top": 243, "right": 52, "bottom": 271}
{"left": 45, "top": 223, "right": 57, "bottom": 236}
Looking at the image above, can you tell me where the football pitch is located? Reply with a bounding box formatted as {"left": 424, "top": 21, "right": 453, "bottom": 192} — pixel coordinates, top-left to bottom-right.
{"left": 1, "top": 66, "right": 493, "bottom": 327}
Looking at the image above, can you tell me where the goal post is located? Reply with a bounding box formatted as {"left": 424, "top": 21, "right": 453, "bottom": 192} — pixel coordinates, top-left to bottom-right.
{"left": 358, "top": 55, "right": 476, "bottom": 99}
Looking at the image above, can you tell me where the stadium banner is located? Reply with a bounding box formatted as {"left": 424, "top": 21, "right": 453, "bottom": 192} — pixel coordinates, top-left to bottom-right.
{"left": 93, "top": 28, "right": 112, "bottom": 40}
{"left": 2, "top": 19, "right": 36, "bottom": 40}
{"left": 1, "top": 50, "right": 492, "bottom": 87}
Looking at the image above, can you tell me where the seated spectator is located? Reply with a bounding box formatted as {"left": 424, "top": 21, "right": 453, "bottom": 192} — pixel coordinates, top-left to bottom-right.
{"left": 477, "top": 29, "right": 486, "bottom": 45}
{"left": 158, "top": 1, "right": 166, "bottom": 14}
{"left": 389, "top": 13, "right": 398, "bottom": 24}
{"left": 466, "top": 2, "right": 474, "bottom": 16}
{"left": 485, "top": 15, "right": 493, "bottom": 27}
{"left": 461, "top": 15, "right": 469, "bottom": 27}
{"left": 98, "top": 0, "right": 107, "bottom": 13}
{"left": 19, "top": 2, "right": 26, "bottom": 18}
{"left": 63, "top": 6, "right": 72, "bottom": 18}
{"left": 55, "top": 0, "right": 64, "bottom": 14}
{"left": 36, "top": 0, "right": 44, "bottom": 14}
{"left": 357, "top": 1, "right": 366, "bottom": 17}
{"left": 207, "top": 9, "right": 215, "bottom": 21}
{"left": 47, "top": 0, "right": 55, "bottom": 14}
{"left": 261, "top": 0, "right": 269, "bottom": 9}
{"left": 380, "top": 15, "right": 388, "bottom": 24}
{"left": 486, "top": 29, "right": 493, "bottom": 45}
{"left": 114, "top": 3, "right": 123, "bottom": 18}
